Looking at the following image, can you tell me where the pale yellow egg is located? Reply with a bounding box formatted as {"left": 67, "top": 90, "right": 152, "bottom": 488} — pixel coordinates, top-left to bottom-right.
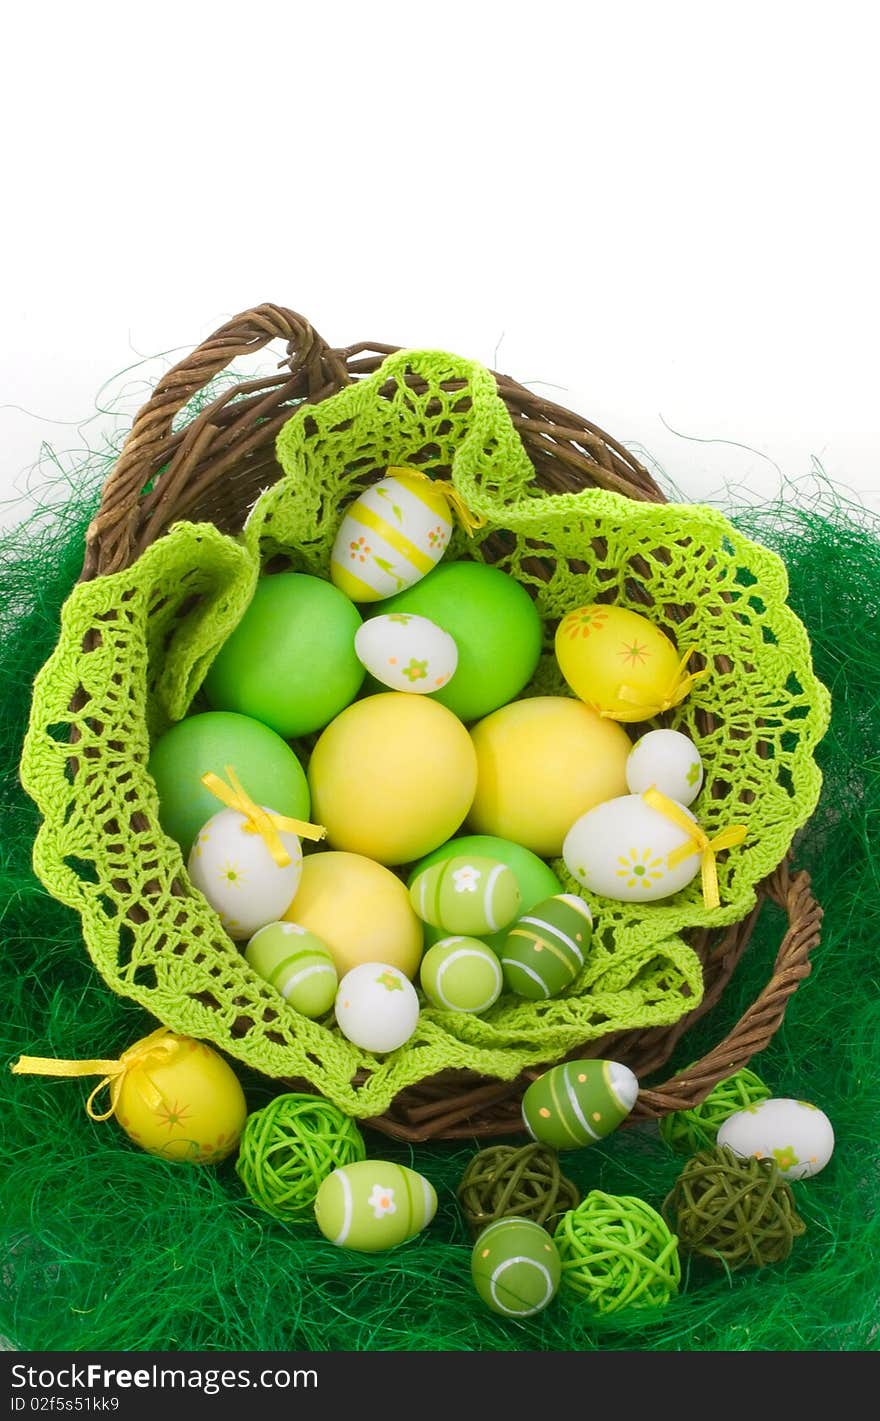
{"left": 467, "top": 696, "right": 631, "bottom": 857}
{"left": 284, "top": 851, "right": 424, "bottom": 979}
{"left": 308, "top": 693, "right": 477, "bottom": 866}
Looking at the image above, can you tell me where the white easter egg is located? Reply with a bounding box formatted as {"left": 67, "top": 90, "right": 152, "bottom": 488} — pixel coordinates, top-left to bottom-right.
{"left": 717, "top": 1097, "right": 835, "bottom": 1180}
{"left": 562, "top": 793, "right": 700, "bottom": 902}
{"left": 354, "top": 613, "right": 458, "bottom": 694}
{"left": 626, "top": 729, "right": 704, "bottom": 806}
{"left": 335, "top": 962, "right": 421, "bottom": 1053}
{"left": 188, "top": 806, "right": 302, "bottom": 939}
{"left": 330, "top": 470, "right": 453, "bottom": 602}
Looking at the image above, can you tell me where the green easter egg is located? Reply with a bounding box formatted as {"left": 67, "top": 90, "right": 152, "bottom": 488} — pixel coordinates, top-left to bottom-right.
{"left": 382, "top": 562, "right": 542, "bottom": 722}
{"left": 472, "top": 1217, "right": 561, "bottom": 1317}
{"left": 203, "top": 573, "right": 364, "bottom": 738}
{"left": 410, "top": 855, "right": 520, "bottom": 936}
{"left": 500, "top": 893, "right": 593, "bottom": 1000}
{"left": 420, "top": 936, "right": 503, "bottom": 1013}
{"left": 522, "top": 1060, "right": 639, "bottom": 1150}
{"left": 407, "top": 835, "right": 562, "bottom": 954}
{"left": 314, "top": 1160, "right": 437, "bottom": 1252}
{"left": 245, "top": 921, "right": 338, "bottom": 1018}
{"left": 148, "top": 711, "right": 310, "bottom": 858}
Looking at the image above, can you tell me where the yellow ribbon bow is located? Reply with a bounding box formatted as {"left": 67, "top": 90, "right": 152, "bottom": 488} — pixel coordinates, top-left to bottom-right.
{"left": 387, "top": 465, "right": 488, "bottom": 537}
{"left": 201, "top": 765, "right": 326, "bottom": 867}
{"left": 10, "top": 1026, "right": 180, "bottom": 1122}
{"left": 643, "top": 787, "right": 748, "bottom": 911}
{"left": 605, "top": 648, "right": 711, "bottom": 720}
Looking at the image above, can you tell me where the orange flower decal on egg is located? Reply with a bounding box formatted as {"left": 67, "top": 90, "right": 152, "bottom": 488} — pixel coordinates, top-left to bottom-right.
{"left": 349, "top": 536, "right": 372, "bottom": 563}
{"left": 561, "top": 607, "right": 610, "bottom": 640}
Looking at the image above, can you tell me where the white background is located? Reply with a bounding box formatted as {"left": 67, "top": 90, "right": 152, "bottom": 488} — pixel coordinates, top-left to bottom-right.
{"left": 1, "top": 0, "right": 878, "bottom": 530}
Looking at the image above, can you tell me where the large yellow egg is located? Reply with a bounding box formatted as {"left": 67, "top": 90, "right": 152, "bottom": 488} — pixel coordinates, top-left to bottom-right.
{"left": 468, "top": 697, "right": 631, "bottom": 857}
{"left": 284, "top": 851, "right": 423, "bottom": 978}
{"left": 308, "top": 693, "right": 478, "bottom": 865}
{"left": 115, "top": 1032, "right": 247, "bottom": 1164}
{"left": 555, "top": 604, "right": 687, "bottom": 722}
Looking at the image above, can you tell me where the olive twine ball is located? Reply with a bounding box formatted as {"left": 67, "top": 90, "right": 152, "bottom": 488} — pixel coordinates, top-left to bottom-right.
{"left": 236, "top": 1092, "right": 366, "bottom": 1222}
{"left": 662, "top": 1145, "right": 807, "bottom": 1271}
{"left": 659, "top": 1067, "right": 772, "bottom": 1154}
{"left": 457, "top": 1143, "right": 580, "bottom": 1235}
{"left": 553, "top": 1190, "right": 681, "bottom": 1314}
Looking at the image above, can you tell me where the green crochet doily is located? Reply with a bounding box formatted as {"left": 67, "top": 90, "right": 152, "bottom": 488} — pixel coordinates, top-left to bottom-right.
{"left": 19, "top": 349, "right": 831, "bottom": 1117}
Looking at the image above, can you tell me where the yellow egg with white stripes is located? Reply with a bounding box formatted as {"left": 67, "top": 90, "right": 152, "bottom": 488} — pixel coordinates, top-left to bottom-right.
{"left": 330, "top": 469, "right": 453, "bottom": 602}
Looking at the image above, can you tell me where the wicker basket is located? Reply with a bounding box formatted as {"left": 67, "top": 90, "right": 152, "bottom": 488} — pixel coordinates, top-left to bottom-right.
{"left": 76, "top": 303, "right": 822, "bottom": 1141}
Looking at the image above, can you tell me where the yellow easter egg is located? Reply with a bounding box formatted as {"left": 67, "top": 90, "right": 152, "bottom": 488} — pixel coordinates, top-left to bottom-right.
{"left": 330, "top": 469, "right": 453, "bottom": 602}
{"left": 555, "top": 605, "right": 694, "bottom": 722}
{"left": 115, "top": 1031, "right": 247, "bottom": 1164}
{"left": 308, "top": 693, "right": 477, "bottom": 865}
{"left": 468, "top": 697, "right": 631, "bottom": 857}
{"left": 284, "top": 851, "right": 424, "bottom": 979}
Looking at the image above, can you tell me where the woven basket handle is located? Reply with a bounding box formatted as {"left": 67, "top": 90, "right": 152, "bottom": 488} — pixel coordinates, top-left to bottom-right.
{"left": 81, "top": 304, "right": 346, "bottom": 579}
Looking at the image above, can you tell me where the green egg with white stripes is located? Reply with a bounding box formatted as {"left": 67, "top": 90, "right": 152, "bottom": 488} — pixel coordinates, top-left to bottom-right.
{"left": 409, "top": 855, "right": 521, "bottom": 936}
{"left": 499, "top": 893, "right": 593, "bottom": 999}
{"left": 472, "top": 1217, "right": 561, "bottom": 1316}
{"left": 314, "top": 1160, "right": 437, "bottom": 1252}
{"left": 522, "top": 1059, "right": 639, "bottom": 1150}
{"left": 245, "top": 920, "right": 338, "bottom": 1019}
{"left": 420, "top": 936, "right": 503, "bottom": 1014}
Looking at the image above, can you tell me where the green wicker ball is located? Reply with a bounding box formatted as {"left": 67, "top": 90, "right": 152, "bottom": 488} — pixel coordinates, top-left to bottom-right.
{"left": 236, "top": 1092, "right": 365, "bottom": 1221}
{"left": 553, "top": 1190, "right": 681, "bottom": 1313}
{"left": 457, "top": 1143, "right": 581, "bottom": 1235}
{"left": 659, "top": 1067, "right": 772, "bottom": 1154}
{"left": 662, "top": 1145, "right": 807, "bottom": 1270}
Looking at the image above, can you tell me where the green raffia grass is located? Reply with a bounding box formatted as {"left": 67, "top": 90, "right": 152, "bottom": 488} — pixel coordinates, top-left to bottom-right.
{"left": 1, "top": 450, "right": 878, "bottom": 1350}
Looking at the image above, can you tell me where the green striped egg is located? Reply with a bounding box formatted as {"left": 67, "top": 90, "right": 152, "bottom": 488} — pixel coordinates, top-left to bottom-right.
{"left": 314, "top": 1160, "right": 437, "bottom": 1252}
{"left": 409, "top": 855, "right": 521, "bottom": 936}
{"left": 499, "top": 893, "right": 593, "bottom": 999}
{"left": 245, "top": 920, "right": 338, "bottom": 1019}
{"left": 471, "top": 1217, "right": 561, "bottom": 1317}
{"left": 522, "top": 1060, "right": 639, "bottom": 1150}
{"left": 420, "top": 936, "right": 503, "bottom": 1014}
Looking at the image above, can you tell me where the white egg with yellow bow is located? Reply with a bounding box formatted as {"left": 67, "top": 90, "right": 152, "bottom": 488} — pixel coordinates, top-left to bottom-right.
{"left": 330, "top": 468, "right": 455, "bottom": 602}
{"left": 562, "top": 793, "right": 702, "bottom": 903}
{"left": 188, "top": 805, "right": 304, "bottom": 939}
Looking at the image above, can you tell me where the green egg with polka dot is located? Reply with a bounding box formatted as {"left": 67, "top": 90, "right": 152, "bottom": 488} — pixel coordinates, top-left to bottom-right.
{"left": 314, "top": 1160, "right": 437, "bottom": 1252}
{"left": 420, "top": 936, "right": 504, "bottom": 1014}
{"left": 500, "top": 893, "right": 593, "bottom": 999}
{"left": 245, "top": 920, "right": 338, "bottom": 1019}
{"left": 522, "top": 1060, "right": 639, "bottom": 1150}
{"left": 409, "top": 855, "right": 521, "bottom": 936}
{"left": 471, "top": 1217, "right": 561, "bottom": 1317}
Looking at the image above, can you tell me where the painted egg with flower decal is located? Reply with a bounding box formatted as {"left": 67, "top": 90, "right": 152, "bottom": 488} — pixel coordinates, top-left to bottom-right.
{"left": 562, "top": 793, "right": 701, "bottom": 903}
{"left": 626, "top": 728, "right": 704, "bottom": 806}
{"left": 330, "top": 469, "right": 453, "bottom": 602}
{"left": 555, "top": 603, "right": 695, "bottom": 722}
{"left": 717, "top": 1098, "right": 835, "bottom": 1180}
{"left": 409, "top": 854, "right": 521, "bottom": 936}
{"left": 355, "top": 613, "right": 458, "bottom": 694}
{"left": 314, "top": 1159, "right": 438, "bottom": 1251}
{"left": 187, "top": 805, "right": 303, "bottom": 939}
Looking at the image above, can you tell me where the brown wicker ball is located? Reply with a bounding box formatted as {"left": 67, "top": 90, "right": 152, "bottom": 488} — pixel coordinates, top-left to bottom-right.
{"left": 662, "top": 1145, "right": 807, "bottom": 1270}
{"left": 78, "top": 303, "right": 825, "bottom": 1141}
{"left": 457, "top": 1143, "right": 581, "bottom": 1235}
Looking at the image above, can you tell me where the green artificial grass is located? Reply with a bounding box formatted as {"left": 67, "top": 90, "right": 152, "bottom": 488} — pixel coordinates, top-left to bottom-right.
{"left": 1, "top": 448, "right": 878, "bottom": 1351}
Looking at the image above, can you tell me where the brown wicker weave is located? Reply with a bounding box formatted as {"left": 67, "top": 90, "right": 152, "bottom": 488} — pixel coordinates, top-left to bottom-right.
{"left": 79, "top": 304, "right": 823, "bottom": 1141}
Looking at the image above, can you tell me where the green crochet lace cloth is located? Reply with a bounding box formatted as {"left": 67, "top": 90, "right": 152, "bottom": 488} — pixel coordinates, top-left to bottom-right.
{"left": 19, "top": 350, "right": 830, "bottom": 1117}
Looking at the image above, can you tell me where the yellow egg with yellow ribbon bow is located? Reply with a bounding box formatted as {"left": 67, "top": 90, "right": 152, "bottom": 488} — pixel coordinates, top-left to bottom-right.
{"left": 330, "top": 468, "right": 482, "bottom": 603}
{"left": 11, "top": 1028, "right": 248, "bottom": 1164}
{"left": 555, "top": 604, "right": 706, "bottom": 723}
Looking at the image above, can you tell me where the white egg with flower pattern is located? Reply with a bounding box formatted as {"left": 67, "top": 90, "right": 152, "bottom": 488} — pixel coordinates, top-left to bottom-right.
{"left": 355, "top": 613, "right": 458, "bottom": 694}
{"left": 187, "top": 806, "right": 302, "bottom": 939}
{"left": 562, "top": 793, "right": 700, "bottom": 903}
{"left": 334, "top": 962, "right": 421, "bottom": 1053}
{"left": 717, "top": 1098, "right": 835, "bottom": 1180}
{"left": 626, "top": 728, "right": 704, "bottom": 807}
